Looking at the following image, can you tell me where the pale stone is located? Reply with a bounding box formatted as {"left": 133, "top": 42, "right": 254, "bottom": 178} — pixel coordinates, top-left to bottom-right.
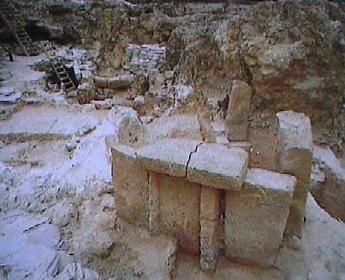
{"left": 200, "top": 187, "right": 220, "bottom": 221}
{"left": 187, "top": 144, "right": 248, "bottom": 190}
{"left": 200, "top": 219, "right": 220, "bottom": 272}
{"left": 112, "top": 145, "right": 149, "bottom": 227}
{"left": 108, "top": 74, "right": 134, "bottom": 89}
{"left": 224, "top": 168, "right": 296, "bottom": 266}
{"left": 226, "top": 80, "right": 252, "bottom": 141}
{"left": 156, "top": 173, "right": 201, "bottom": 255}
{"left": 277, "top": 111, "right": 313, "bottom": 237}
{"left": 312, "top": 145, "right": 345, "bottom": 221}
{"left": 93, "top": 76, "right": 108, "bottom": 88}
{"left": 137, "top": 138, "right": 201, "bottom": 177}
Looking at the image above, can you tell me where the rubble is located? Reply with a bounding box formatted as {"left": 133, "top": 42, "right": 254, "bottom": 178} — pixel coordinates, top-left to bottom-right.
{"left": 1, "top": 0, "right": 345, "bottom": 279}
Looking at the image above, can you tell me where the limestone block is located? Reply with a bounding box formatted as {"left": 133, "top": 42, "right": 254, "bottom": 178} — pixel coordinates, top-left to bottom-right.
{"left": 155, "top": 173, "right": 201, "bottom": 255}
{"left": 277, "top": 111, "right": 313, "bottom": 237}
{"left": 187, "top": 144, "right": 248, "bottom": 190}
{"left": 225, "top": 168, "right": 296, "bottom": 266}
{"left": 112, "top": 145, "right": 149, "bottom": 227}
{"left": 226, "top": 80, "right": 252, "bottom": 141}
{"left": 108, "top": 74, "right": 134, "bottom": 89}
{"left": 137, "top": 138, "right": 201, "bottom": 177}
{"left": 312, "top": 145, "right": 345, "bottom": 221}
{"left": 200, "top": 187, "right": 220, "bottom": 221}
{"left": 200, "top": 219, "right": 220, "bottom": 272}
{"left": 93, "top": 76, "right": 108, "bottom": 89}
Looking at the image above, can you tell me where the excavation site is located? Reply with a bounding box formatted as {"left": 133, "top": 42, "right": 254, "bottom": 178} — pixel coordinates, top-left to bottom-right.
{"left": 1, "top": 0, "right": 345, "bottom": 279}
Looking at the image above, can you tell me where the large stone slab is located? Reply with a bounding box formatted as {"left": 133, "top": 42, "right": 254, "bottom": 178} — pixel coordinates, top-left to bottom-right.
{"left": 277, "top": 111, "right": 313, "bottom": 237}
{"left": 151, "top": 173, "right": 201, "bottom": 255}
{"left": 112, "top": 145, "right": 149, "bottom": 227}
{"left": 225, "top": 168, "right": 296, "bottom": 266}
{"left": 187, "top": 144, "right": 248, "bottom": 190}
{"left": 226, "top": 80, "right": 252, "bottom": 141}
{"left": 137, "top": 138, "right": 201, "bottom": 177}
{"left": 312, "top": 145, "right": 345, "bottom": 222}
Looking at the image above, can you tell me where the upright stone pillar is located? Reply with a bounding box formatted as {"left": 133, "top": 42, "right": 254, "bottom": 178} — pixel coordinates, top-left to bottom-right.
{"left": 200, "top": 187, "right": 220, "bottom": 272}
{"left": 277, "top": 111, "right": 313, "bottom": 237}
{"left": 226, "top": 80, "right": 252, "bottom": 141}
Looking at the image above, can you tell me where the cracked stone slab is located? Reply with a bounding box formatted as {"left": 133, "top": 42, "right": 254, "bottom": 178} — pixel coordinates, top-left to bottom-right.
{"left": 187, "top": 143, "right": 248, "bottom": 190}
{"left": 136, "top": 138, "right": 201, "bottom": 177}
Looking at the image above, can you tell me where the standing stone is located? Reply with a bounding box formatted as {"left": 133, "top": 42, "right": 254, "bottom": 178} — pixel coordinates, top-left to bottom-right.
{"left": 200, "top": 187, "right": 220, "bottom": 272}
{"left": 277, "top": 111, "right": 313, "bottom": 237}
{"left": 155, "top": 173, "right": 201, "bottom": 255}
{"left": 226, "top": 80, "right": 252, "bottom": 141}
{"left": 112, "top": 145, "right": 149, "bottom": 227}
{"left": 148, "top": 172, "right": 161, "bottom": 235}
{"left": 224, "top": 168, "right": 296, "bottom": 266}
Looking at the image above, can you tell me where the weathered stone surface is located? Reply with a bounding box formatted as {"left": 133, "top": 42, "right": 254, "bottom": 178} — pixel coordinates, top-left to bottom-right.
{"left": 148, "top": 172, "right": 161, "bottom": 234}
{"left": 200, "top": 187, "right": 220, "bottom": 221}
{"left": 312, "top": 145, "right": 345, "bottom": 222}
{"left": 277, "top": 111, "right": 313, "bottom": 237}
{"left": 225, "top": 168, "right": 296, "bottom": 266}
{"left": 226, "top": 80, "right": 252, "bottom": 141}
{"left": 155, "top": 173, "right": 201, "bottom": 255}
{"left": 187, "top": 144, "right": 248, "bottom": 190}
{"left": 146, "top": 115, "right": 203, "bottom": 143}
{"left": 200, "top": 219, "right": 220, "bottom": 272}
{"left": 137, "top": 138, "right": 201, "bottom": 177}
{"left": 112, "top": 145, "right": 149, "bottom": 227}
{"left": 108, "top": 74, "right": 134, "bottom": 89}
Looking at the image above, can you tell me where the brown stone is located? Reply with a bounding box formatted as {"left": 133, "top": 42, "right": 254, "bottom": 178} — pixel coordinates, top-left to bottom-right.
{"left": 200, "top": 219, "right": 220, "bottom": 272}
{"left": 277, "top": 111, "right": 313, "bottom": 237}
{"left": 226, "top": 80, "right": 252, "bottom": 141}
{"left": 200, "top": 187, "right": 220, "bottom": 221}
{"left": 224, "top": 168, "right": 296, "bottom": 266}
{"left": 112, "top": 145, "right": 149, "bottom": 227}
{"left": 153, "top": 173, "right": 201, "bottom": 255}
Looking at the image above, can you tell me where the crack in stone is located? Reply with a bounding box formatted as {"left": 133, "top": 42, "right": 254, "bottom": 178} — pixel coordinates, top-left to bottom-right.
{"left": 185, "top": 142, "right": 203, "bottom": 178}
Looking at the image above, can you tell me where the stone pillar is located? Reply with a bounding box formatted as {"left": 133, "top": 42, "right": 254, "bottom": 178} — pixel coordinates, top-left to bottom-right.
{"left": 112, "top": 145, "right": 149, "bottom": 227}
{"left": 277, "top": 111, "right": 313, "bottom": 237}
{"left": 200, "top": 187, "right": 220, "bottom": 272}
{"left": 148, "top": 172, "right": 160, "bottom": 234}
{"left": 226, "top": 80, "right": 252, "bottom": 141}
{"left": 224, "top": 168, "right": 296, "bottom": 266}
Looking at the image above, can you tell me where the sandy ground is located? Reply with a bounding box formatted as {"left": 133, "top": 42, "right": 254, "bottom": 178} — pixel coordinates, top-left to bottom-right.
{"left": 1, "top": 53, "right": 345, "bottom": 280}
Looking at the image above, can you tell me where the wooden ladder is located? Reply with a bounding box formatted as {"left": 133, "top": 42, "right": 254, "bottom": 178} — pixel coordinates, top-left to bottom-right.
{"left": 0, "top": 0, "right": 40, "bottom": 56}
{"left": 41, "top": 41, "right": 77, "bottom": 93}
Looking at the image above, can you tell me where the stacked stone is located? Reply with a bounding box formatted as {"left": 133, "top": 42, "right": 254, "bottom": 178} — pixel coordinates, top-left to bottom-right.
{"left": 277, "top": 111, "right": 313, "bottom": 237}
{"left": 111, "top": 127, "right": 307, "bottom": 273}
{"left": 128, "top": 44, "right": 166, "bottom": 73}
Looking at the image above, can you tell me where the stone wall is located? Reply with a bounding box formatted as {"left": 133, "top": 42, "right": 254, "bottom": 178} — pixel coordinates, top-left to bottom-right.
{"left": 111, "top": 110, "right": 313, "bottom": 273}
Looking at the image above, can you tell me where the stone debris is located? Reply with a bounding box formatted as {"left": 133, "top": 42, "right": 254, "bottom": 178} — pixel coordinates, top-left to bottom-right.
{"left": 128, "top": 44, "right": 166, "bottom": 73}
{"left": 1, "top": 1, "right": 345, "bottom": 279}
{"left": 312, "top": 145, "right": 345, "bottom": 222}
